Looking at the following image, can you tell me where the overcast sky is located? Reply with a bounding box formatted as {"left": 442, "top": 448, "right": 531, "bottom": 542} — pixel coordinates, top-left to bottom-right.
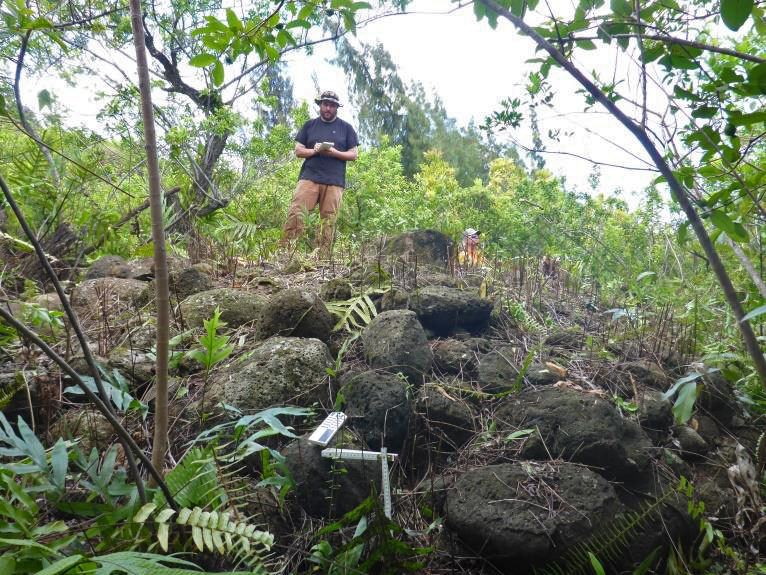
{"left": 21, "top": 0, "right": 666, "bottom": 204}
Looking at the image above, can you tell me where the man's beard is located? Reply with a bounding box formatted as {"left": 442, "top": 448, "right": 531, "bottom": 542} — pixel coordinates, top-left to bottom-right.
{"left": 320, "top": 110, "right": 337, "bottom": 122}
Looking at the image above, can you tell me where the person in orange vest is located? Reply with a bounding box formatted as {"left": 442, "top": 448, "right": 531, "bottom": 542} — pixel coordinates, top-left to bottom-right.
{"left": 459, "top": 228, "right": 482, "bottom": 266}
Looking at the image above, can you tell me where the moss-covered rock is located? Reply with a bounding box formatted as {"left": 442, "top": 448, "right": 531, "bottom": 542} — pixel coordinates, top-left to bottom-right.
{"left": 256, "top": 289, "right": 333, "bottom": 342}
{"left": 207, "top": 336, "right": 332, "bottom": 413}
{"left": 180, "top": 288, "right": 267, "bottom": 329}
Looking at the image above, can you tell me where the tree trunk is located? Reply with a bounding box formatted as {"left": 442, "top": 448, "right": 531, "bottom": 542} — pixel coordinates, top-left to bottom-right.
{"left": 129, "top": 0, "right": 171, "bottom": 481}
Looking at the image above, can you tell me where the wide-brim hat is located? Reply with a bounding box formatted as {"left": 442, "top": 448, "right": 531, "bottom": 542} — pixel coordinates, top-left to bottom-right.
{"left": 315, "top": 90, "right": 342, "bottom": 107}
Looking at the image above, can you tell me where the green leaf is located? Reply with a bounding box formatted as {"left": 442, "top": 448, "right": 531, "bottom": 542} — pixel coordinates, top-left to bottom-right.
{"left": 610, "top": 0, "right": 632, "bottom": 16}
{"left": 225, "top": 8, "right": 242, "bottom": 31}
{"left": 672, "top": 379, "right": 697, "bottom": 423}
{"left": 285, "top": 19, "right": 311, "bottom": 29}
{"left": 691, "top": 105, "right": 717, "bottom": 119}
{"left": 211, "top": 60, "right": 224, "bottom": 86}
{"left": 720, "top": 0, "right": 753, "bottom": 31}
{"left": 677, "top": 221, "right": 689, "bottom": 244}
{"left": 189, "top": 54, "right": 216, "bottom": 67}
{"left": 741, "top": 304, "right": 766, "bottom": 322}
{"left": 134, "top": 503, "right": 157, "bottom": 524}
{"left": 37, "top": 89, "right": 53, "bottom": 110}
{"left": 50, "top": 438, "right": 68, "bottom": 490}
{"left": 36, "top": 555, "right": 84, "bottom": 575}
{"left": 710, "top": 210, "right": 749, "bottom": 242}
{"left": 589, "top": 552, "right": 607, "bottom": 575}
{"left": 636, "top": 271, "right": 655, "bottom": 281}
{"left": 576, "top": 38, "right": 597, "bottom": 50}
{"left": 506, "top": 428, "right": 535, "bottom": 441}
{"left": 729, "top": 110, "right": 766, "bottom": 126}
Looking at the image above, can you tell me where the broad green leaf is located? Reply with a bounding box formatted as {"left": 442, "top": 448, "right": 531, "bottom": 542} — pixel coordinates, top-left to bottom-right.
{"left": 710, "top": 210, "right": 749, "bottom": 242}
{"left": 672, "top": 379, "right": 697, "bottom": 423}
{"left": 134, "top": 503, "right": 157, "bottom": 523}
{"left": 589, "top": 552, "right": 607, "bottom": 575}
{"left": 50, "top": 438, "right": 68, "bottom": 490}
{"left": 37, "top": 89, "right": 52, "bottom": 110}
{"left": 189, "top": 54, "right": 216, "bottom": 67}
{"left": 506, "top": 428, "right": 535, "bottom": 441}
{"left": 729, "top": 110, "right": 766, "bottom": 126}
{"left": 610, "top": 0, "right": 632, "bottom": 16}
{"left": 36, "top": 555, "right": 84, "bottom": 575}
{"left": 225, "top": 8, "right": 242, "bottom": 31}
{"left": 677, "top": 221, "right": 689, "bottom": 244}
{"left": 285, "top": 19, "right": 311, "bottom": 29}
{"left": 691, "top": 105, "right": 717, "bottom": 119}
{"left": 741, "top": 304, "right": 766, "bottom": 322}
{"left": 720, "top": 0, "right": 753, "bottom": 31}
{"left": 157, "top": 522, "right": 170, "bottom": 551}
{"left": 211, "top": 60, "right": 224, "bottom": 86}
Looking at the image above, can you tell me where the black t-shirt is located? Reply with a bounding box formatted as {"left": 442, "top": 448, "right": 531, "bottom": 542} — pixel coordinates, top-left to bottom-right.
{"left": 295, "top": 117, "right": 359, "bottom": 187}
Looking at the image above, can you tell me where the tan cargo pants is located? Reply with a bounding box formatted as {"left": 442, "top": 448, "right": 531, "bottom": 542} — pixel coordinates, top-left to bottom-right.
{"left": 282, "top": 179, "right": 343, "bottom": 254}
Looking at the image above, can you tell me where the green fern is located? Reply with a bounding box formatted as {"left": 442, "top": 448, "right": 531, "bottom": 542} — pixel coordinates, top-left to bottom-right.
{"left": 134, "top": 504, "right": 274, "bottom": 574}
{"left": 535, "top": 486, "right": 678, "bottom": 575}
{"left": 0, "top": 372, "right": 23, "bottom": 410}
{"left": 33, "top": 551, "right": 258, "bottom": 575}
{"left": 325, "top": 288, "right": 387, "bottom": 332}
{"left": 505, "top": 299, "right": 546, "bottom": 335}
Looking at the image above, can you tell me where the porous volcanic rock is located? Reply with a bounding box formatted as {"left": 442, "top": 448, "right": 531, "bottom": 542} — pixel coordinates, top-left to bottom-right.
{"left": 28, "top": 292, "right": 63, "bottom": 313}
{"left": 320, "top": 278, "right": 353, "bottom": 302}
{"left": 638, "top": 389, "right": 673, "bottom": 440}
{"left": 380, "top": 288, "right": 410, "bottom": 311}
{"left": 84, "top": 255, "right": 128, "bottom": 280}
{"left": 432, "top": 339, "right": 480, "bottom": 377}
{"left": 416, "top": 384, "right": 475, "bottom": 450}
{"left": 71, "top": 277, "right": 146, "bottom": 316}
{"left": 385, "top": 230, "right": 453, "bottom": 271}
{"left": 168, "top": 266, "right": 215, "bottom": 302}
{"left": 362, "top": 310, "right": 432, "bottom": 385}
{"left": 256, "top": 289, "right": 333, "bottom": 342}
{"left": 697, "top": 369, "right": 738, "bottom": 425}
{"left": 673, "top": 425, "right": 708, "bottom": 459}
{"left": 282, "top": 434, "right": 381, "bottom": 519}
{"left": 408, "top": 286, "right": 493, "bottom": 335}
{"left": 524, "top": 363, "right": 562, "bottom": 386}
{"left": 339, "top": 370, "right": 412, "bottom": 451}
{"left": 544, "top": 329, "right": 584, "bottom": 350}
{"left": 108, "top": 347, "right": 155, "bottom": 384}
{"left": 477, "top": 345, "right": 519, "bottom": 393}
{"left": 620, "top": 360, "right": 670, "bottom": 390}
{"left": 180, "top": 288, "right": 267, "bottom": 329}
{"left": 496, "top": 387, "right": 653, "bottom": 481}
{"left": 445, "top": 461, "right": 621, "bottom": 568}
{"left": 206, "top": 336, "right": 332, "bottom": 413}
{"left": 50, "top": 408, "right": 117, "bottom": 453}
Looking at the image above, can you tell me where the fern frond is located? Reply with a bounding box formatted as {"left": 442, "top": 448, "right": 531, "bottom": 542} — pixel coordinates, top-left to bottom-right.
{"left": 325, "top": 288, "right": 387, "bottom": 332}
{"left": 535, "top": 486, "right": 678, "bottom": 575}
{"left": 0, "top": 372, "right": 24, "bottom": 410}
{"left": 135, "top": 504, "right": 275, "bottom": 573}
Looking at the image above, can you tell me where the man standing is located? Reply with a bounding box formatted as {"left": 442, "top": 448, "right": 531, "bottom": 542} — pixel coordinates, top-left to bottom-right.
{"left": 282, "top": 90, "right": 359, "bottom": 256}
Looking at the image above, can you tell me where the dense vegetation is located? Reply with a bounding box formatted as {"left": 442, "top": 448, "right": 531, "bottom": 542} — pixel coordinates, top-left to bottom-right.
{"left": 1, "top": 0, "right": 765, "bottom": 573}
